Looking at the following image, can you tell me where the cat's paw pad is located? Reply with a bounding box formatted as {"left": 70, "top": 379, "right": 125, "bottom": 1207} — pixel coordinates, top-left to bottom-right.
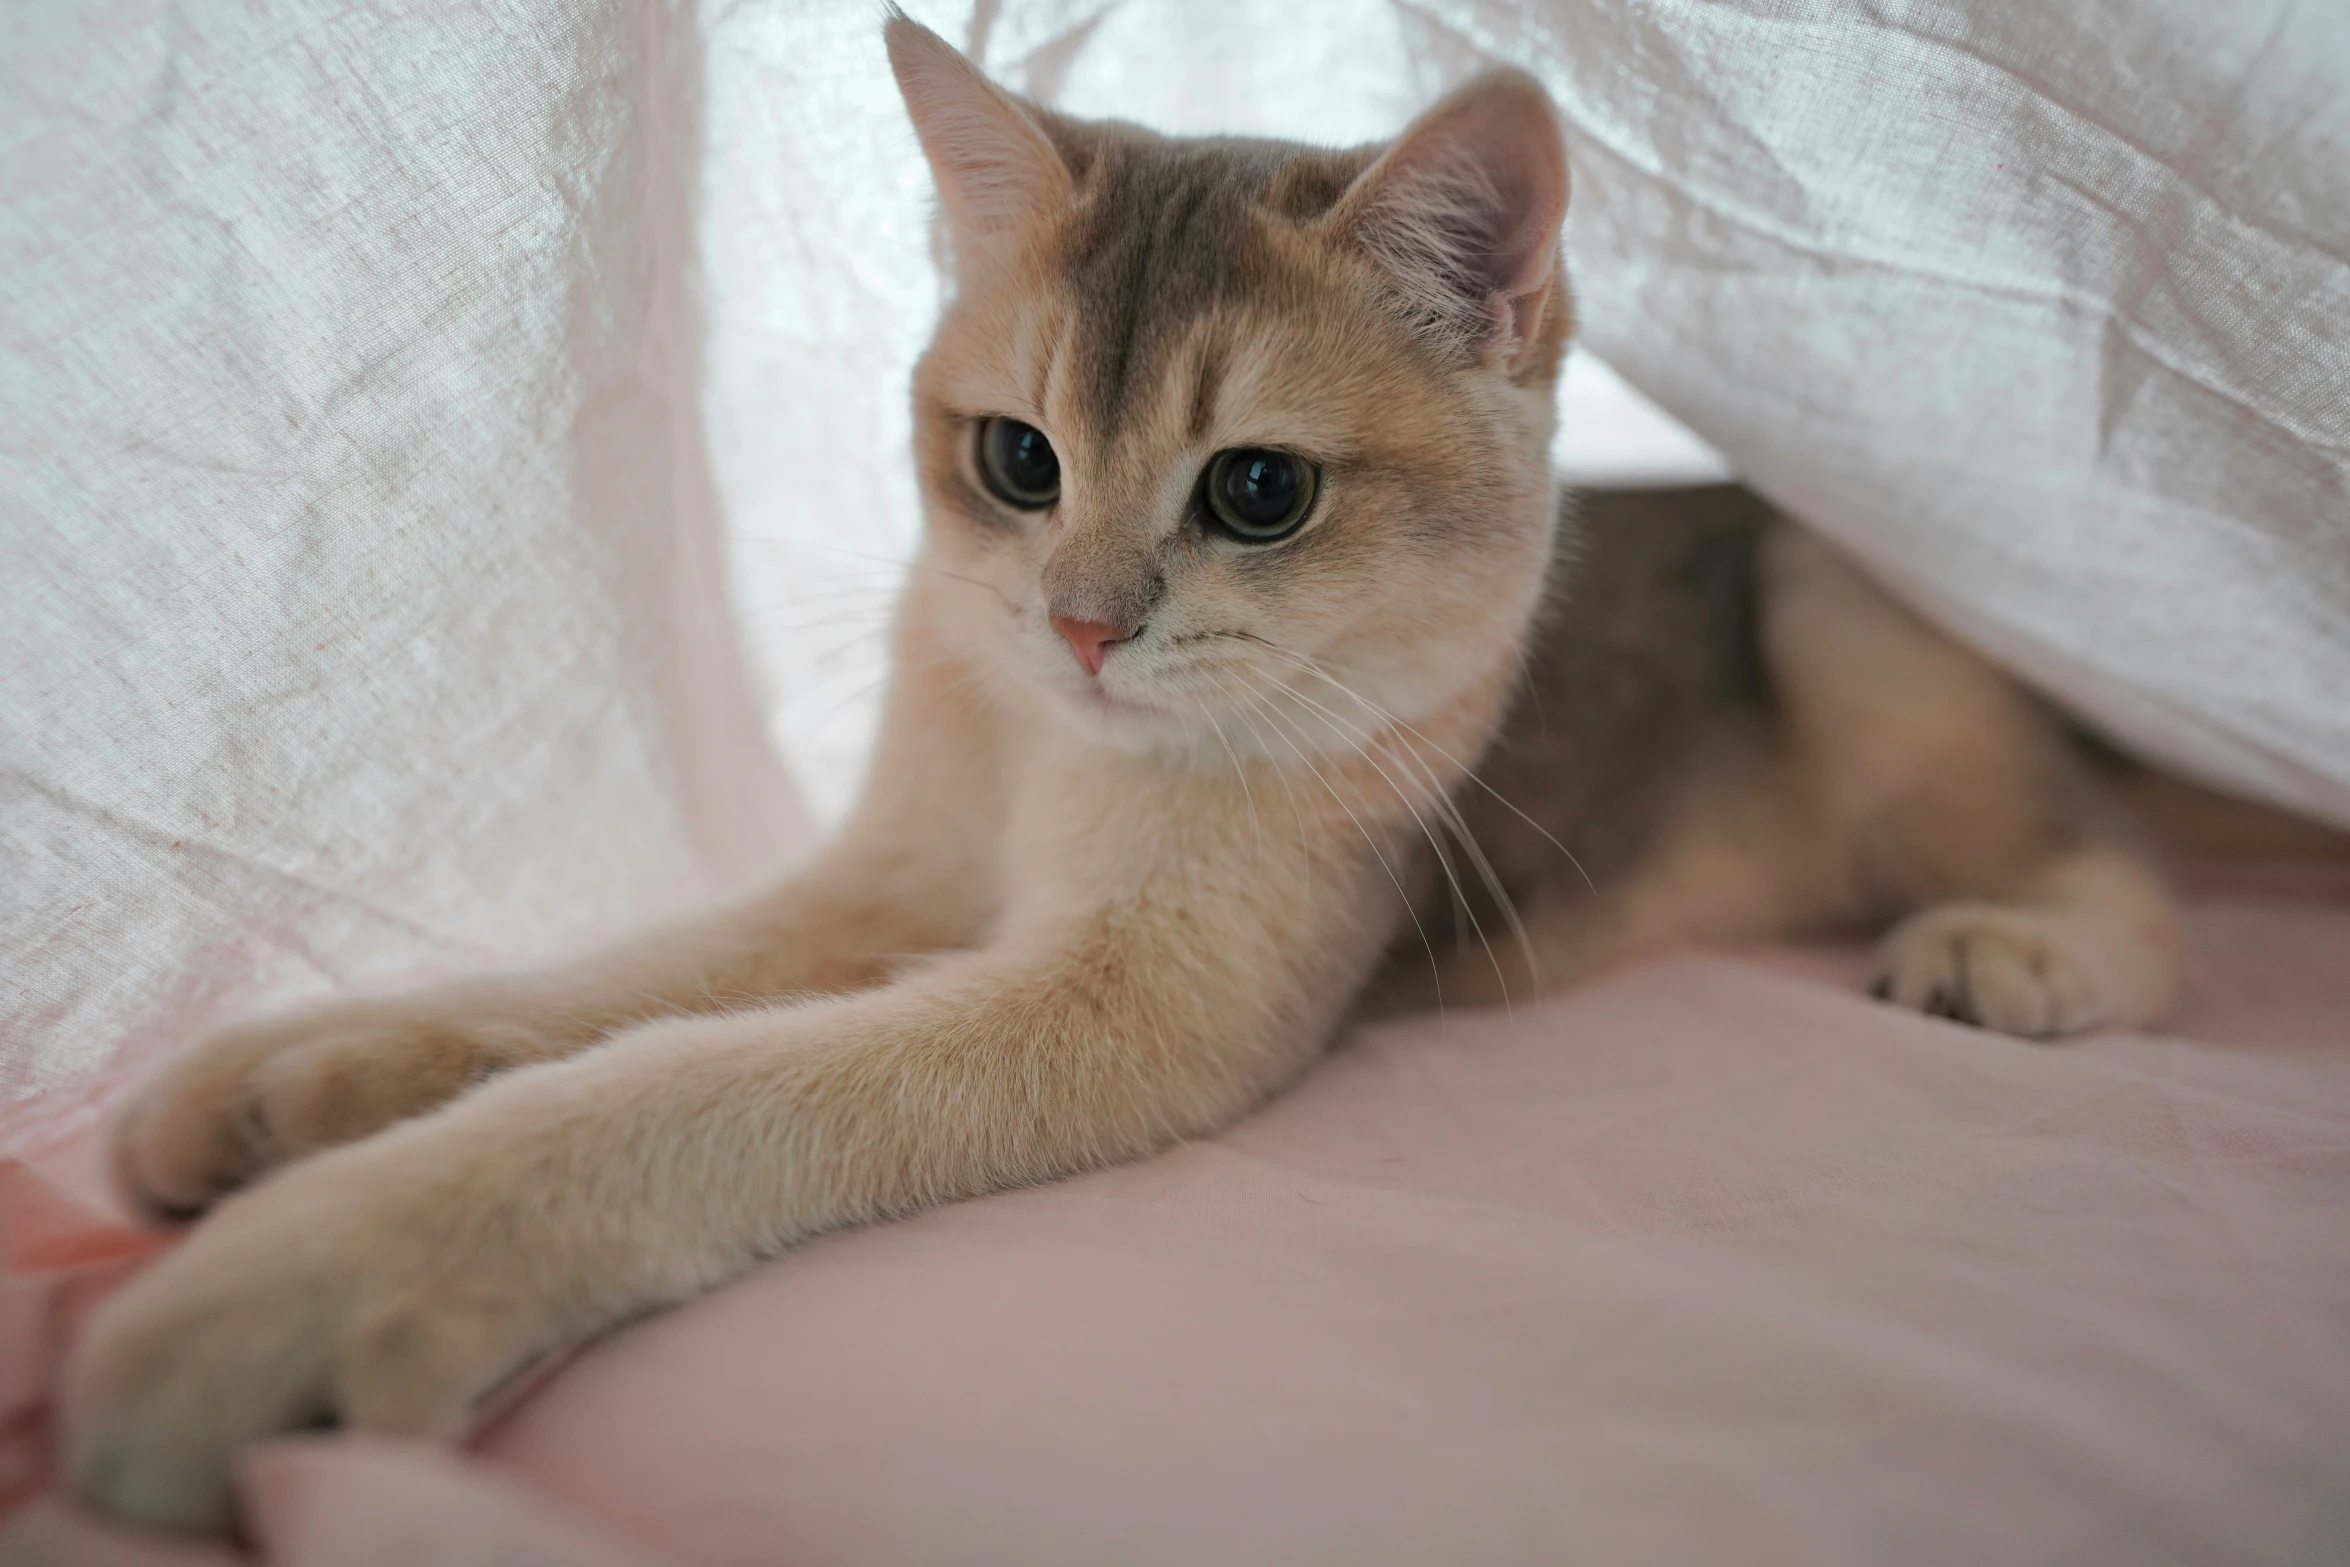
{"left": 1869, "top": 904, "right": 2116, "bottom": 1039}
{"left": 112, "top": 997, "right": 549, "bottom": 1220}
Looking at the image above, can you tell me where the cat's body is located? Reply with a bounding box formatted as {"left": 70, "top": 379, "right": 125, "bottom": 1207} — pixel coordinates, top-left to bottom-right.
{"left": 66, "top": 21, "right": 2179, "bottom": 1532}
{"left": 1381, "top": 484, "right": 2177, "bottom": 1035}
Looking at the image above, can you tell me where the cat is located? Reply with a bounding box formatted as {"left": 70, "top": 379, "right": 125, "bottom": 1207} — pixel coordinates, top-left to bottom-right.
{"left": 64, "top": 15, "right": 2181, "bottom": 1532}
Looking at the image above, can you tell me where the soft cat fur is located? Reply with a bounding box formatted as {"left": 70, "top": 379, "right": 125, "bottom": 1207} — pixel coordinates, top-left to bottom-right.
{"left": 66, "top": 18, "right": 2183, "bottom": 1532}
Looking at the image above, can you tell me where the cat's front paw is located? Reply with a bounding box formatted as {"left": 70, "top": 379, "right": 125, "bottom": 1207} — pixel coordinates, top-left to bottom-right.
{"left": 1869, "top": 902, "right": 2160, "bottom": 1038}
{"left": 64, "top": 1135, "right": 525, "bottom": 1534}
{"left": 112, "top": 987, "right": 564, "bottom": 1220}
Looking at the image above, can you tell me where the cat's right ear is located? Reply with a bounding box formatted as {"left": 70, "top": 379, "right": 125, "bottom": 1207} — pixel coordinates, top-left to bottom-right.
{"left": 1332, "top": 68, "right": 1570, "bottom": 366}
{"left": 885, "top": 13, "right": 1072, "bottom": 265}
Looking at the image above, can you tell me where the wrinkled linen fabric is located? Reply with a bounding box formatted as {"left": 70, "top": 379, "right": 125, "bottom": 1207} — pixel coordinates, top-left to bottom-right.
{"left": 5, "top": 877, "right": 2348, "bottom": 1564}
{"left": 1, "top": 1, "right": 807, "bottom": 1146}
{"left": 1503, "top": 0, "right": 2350, "bottom": 827}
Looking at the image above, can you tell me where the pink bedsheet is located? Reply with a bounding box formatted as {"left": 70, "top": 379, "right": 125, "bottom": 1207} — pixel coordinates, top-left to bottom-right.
{"left": 5, "top": 869, "right": 2347, "bottom": 1565}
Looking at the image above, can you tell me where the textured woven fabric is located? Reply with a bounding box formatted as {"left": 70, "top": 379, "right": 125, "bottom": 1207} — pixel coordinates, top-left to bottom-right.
{"left": 1507, "top": 0, "right": 2350, "bottom": 826}
{"left": 0, "top": 2, "right": 807, "bottom": 1143}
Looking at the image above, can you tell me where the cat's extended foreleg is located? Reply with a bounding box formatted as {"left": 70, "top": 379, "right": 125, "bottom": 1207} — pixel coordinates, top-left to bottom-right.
{"left": 66, "top": 904, "right": 1347, "bottom": 1533}
{"left": 113, "top": 609, "right": 1009, "bottom": 1217}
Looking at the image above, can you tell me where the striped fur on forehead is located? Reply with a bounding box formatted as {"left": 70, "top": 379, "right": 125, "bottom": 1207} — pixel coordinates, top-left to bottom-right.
{"left": 1033, "top": 118, "right": 1384, "bottom": 438}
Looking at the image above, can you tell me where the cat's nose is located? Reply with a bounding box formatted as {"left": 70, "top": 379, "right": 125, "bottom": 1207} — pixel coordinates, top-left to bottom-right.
{"left": 1049, "top": 614, "right": 1134, "bottom": 676}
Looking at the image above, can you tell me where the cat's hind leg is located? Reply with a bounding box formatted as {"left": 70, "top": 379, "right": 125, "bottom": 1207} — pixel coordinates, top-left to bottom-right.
{"left": 1760, "top": 523, "right": 2181, "bottom": 1037}
{"left": 1868, "top": 848, "right": 2179, "bottom": 1036}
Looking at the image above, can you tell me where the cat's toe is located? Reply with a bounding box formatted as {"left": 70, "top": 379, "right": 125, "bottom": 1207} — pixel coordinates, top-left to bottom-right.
{"left": 1870, "top": 903, "right": 2111, "bottom": 1039}
{"left": 112, "top": 1000, "right": 546, "bottom": 1221}
{"left": 111, "top": 1019, "right": 300, "bottom": 1221}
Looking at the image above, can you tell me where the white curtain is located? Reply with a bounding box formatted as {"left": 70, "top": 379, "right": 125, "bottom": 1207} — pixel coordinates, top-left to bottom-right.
{"left": 6, "top": 0, "right": 2345, "bottom": 1145}
{"left": 0, "top": 1, "right": 808, "bottom": 1145}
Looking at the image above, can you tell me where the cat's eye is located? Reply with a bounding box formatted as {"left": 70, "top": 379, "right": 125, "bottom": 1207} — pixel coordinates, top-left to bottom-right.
{"left": 977, "top": 417, "right": 1060, "bottom": 508}
{"left": 1204, "top": 449, "right": 1317, "bottom": 542}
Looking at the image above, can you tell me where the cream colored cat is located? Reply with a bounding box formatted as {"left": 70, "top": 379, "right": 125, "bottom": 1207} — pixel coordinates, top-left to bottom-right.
{"left": 65, "top": 17, "right": 2181, "bottom": 1532}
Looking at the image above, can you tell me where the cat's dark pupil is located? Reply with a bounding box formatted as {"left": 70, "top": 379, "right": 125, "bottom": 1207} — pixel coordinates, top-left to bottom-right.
{"left": 990, "top": 420, "right": 1057, "bottom": 500}
{"left": 1223, "top": 453, "right": 1296, "bottom": 527}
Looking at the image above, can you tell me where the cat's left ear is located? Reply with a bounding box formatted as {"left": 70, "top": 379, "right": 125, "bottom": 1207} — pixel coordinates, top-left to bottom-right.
{"left": 886, "top": 14, "right": 1072, "bottom": 266}
{"left": 1333, "top": 69, "right": 1570, "bottom": 364}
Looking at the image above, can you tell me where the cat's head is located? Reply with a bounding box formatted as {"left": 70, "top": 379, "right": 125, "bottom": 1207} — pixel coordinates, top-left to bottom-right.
{"left": 887, "top": 17, "right": 1572, "bottom": 761}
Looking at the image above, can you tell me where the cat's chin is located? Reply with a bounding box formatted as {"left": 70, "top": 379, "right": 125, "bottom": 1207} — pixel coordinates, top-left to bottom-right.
{"left": 1038, "top": 680, "right": 1186, "bottom": 752}
{"left": 1032, "top": 672, "right": 1268, "bottom": 765}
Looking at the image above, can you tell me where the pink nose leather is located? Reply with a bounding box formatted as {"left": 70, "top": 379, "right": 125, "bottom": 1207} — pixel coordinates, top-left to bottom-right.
{"left": 1050, "top": 614, "right": 1129, "bottom": 676}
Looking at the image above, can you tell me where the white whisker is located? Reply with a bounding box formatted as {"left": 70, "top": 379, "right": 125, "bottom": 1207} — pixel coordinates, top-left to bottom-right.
{"left": 1252, "top": 668, "right": 1514, "bottom": 1012}
{"left": 1182, "top": 689, "right": 1264, "bottom": 873}
{"left": 1244, "top": 637, "right": 1597, "bottom": 903}
{"left": 1222, "top": 667, "right": 1444, "bottom": 1022}
{"left": 1208, "top": 670, "right": 1318, "bottom": 905}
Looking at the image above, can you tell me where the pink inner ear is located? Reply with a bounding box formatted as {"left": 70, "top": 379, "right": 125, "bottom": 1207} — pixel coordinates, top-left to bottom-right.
{"left": 1497, "top": 285, "right": 1552, "bottom": 352}
{"left": 886, "top": 18, "right": 1070, "bottom": 250}
{"left": 1347, "top": 71, "right": 1569, "bottom": 348}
